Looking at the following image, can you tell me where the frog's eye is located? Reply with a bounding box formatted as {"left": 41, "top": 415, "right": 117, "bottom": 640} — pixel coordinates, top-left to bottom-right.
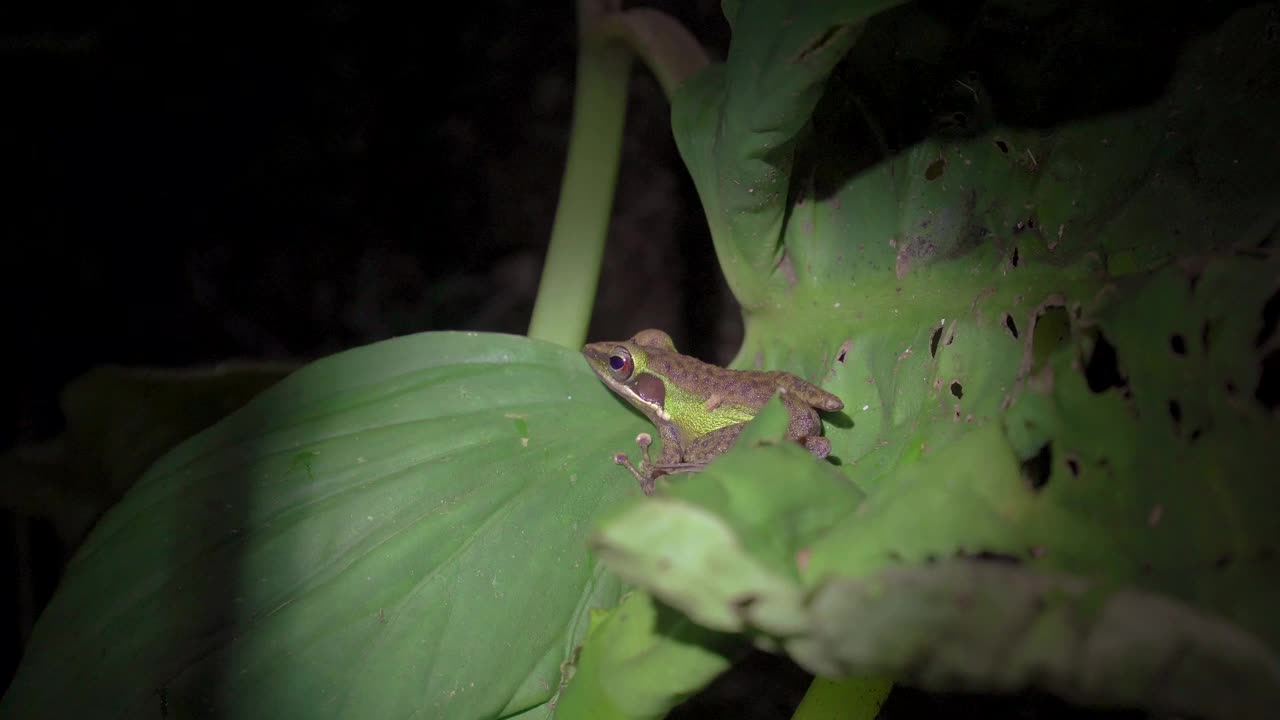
{"left": 608, "top": 348, "right": 634, "bottom": 379}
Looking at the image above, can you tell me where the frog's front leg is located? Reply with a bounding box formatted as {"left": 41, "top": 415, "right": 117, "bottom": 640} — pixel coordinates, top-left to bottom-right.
{"left": 614, "top": 424, "right": 686, "bottom": 495}
{"left": 612, "top": 434, "right": 654, "bottom": 493}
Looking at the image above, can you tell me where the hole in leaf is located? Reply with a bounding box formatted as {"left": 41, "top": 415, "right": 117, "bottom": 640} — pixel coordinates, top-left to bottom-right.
{"left": 1004, "top": 313, "right": 1020, "bottom": 339}
{"left": 995, "top": 139, "right": 1009, "bottom": 154}
{"left": 1189, "top": 270, "right": 1201, "bottom": 294}
{"left": 796, "top": 27, "right": 842, "bottom": 62}
{"left": 950, "top": 381, "right": 963, "bottom": 399}
{"left": 836, "top": 349, "right": 847, "bottom": 364}
{"left": 1256, "top": 348, "right": 1280, "bottom": 411}
{"left": 1257, "top": 287, "right": 1280, "bottom": 347}
{"left": 1201, "top": 320, "right": 1212, "bottom": 353}
{"left": 1169, "top": 399, "right": 1182, "bottom": 427}
{"left": 1215, "top": 553, "right": 1234, "bottom": 570}
{"left": 1011, "top": 246, "right": 1020, "bottom": 267}
{"left": 966, "top": 550, "right": 1021, "bottom": 565}
{"left": 930, "top": 325, "right": 943, "bottom": 357}
{"left": 731, "top": 594, "right": 760, "bottom": 614}
{"left": 1021, "top": 442, "right": 1053, "bottom": 491}
{"left": 925, "top": 158, "right": 946, "bottom": 181}
{"left": 1170, "top": 334, "right": 1186, "bottom": 355}
{"left": 1226, "top": 380, "right": 1238, "bottom": 395}
{"left": 1031, "top": 305, "right": 1070, "bottom": 373}
{"left": 1066, "top": 457, "right": 1080, "bottom": 477}
{"left": 1085, "top": 332, "right": 1128, "bottom": 393}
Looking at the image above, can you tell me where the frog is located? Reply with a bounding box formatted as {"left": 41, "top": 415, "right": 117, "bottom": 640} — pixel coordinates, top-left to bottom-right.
{"left": 582, "top": 329, "right": 844, "bottom": 494}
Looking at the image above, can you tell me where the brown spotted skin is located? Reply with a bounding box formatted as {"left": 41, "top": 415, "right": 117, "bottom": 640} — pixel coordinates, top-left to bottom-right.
{"left": 583, "top": 329, "right": 844, "bottom": 492}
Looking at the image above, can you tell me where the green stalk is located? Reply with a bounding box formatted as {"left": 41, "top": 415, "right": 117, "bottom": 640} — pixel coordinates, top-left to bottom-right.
{"left": 791, "top": 675, "right": 893, "bottom": 720}
{"left": 527, "top": 1, "right": 709, "bottom": 348}
{"left": 526, "top": 1, "right": 632, "bottom": 347}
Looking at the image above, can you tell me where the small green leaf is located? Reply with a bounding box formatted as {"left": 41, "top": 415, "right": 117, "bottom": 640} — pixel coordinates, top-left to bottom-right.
{"left": 591, "top": 422, "right": 862, "bottom": 636}
{"left": 672, "top": 0, "right": 908, "bottom": 305}
{"left": 552, "top": 591, "right": 736, "bottom": 720}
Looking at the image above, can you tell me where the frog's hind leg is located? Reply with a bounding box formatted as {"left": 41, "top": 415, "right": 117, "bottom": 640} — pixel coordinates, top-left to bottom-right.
{"left": 682, "top": 423, "right": 747, "bottom": 465}
{"left": 802, "top": 435, "right": 832, "bottom": 459}
{"left": 777, "top": 390, "right": 832, "bottom": 459}
{"left": 775, "top": 372, "right": 844, "bottom": 412}
{"left": 777, "top": 390, "right": 822, "bottom": 439}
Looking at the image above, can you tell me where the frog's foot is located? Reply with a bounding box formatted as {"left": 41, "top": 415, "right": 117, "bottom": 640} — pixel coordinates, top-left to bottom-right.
{"left": 803, "top": 436, "right": 832, "bottom": 459}
{"left": 634, "top": 432, "right": 655, "bottom": 468}
{"left": 616, "top": 433, "right": 709, "bottom": 495}
{"left": 612, "top": 452, "right": 655, "bottom": 494}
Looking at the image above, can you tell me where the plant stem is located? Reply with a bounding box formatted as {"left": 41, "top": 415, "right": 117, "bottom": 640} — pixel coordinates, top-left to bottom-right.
{"left": 791, "top": 675, "right": 893, "bottom": 720}
{"left": 526, "top": 2, "right": 633, "bottom": 348}
{"left": 527, "top": 2, "right": 709, "bottom": 348}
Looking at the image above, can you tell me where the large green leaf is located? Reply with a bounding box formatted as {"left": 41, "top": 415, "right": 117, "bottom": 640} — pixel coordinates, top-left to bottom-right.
{"left": 1, "top": 332, "right": 644, "bottom": 719}
{"left": 598, "top": 0, "right": 1280, "bottom": 716}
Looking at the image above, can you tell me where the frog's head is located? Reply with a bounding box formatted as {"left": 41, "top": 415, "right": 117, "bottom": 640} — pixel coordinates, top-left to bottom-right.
{"left": 582, "top": 330, "right": 676, "bottom": 422}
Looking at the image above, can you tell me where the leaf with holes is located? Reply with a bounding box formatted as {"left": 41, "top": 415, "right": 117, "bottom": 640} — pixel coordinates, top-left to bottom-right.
{"left": 599, "top": 2, "right": 1280, "bottom": 717}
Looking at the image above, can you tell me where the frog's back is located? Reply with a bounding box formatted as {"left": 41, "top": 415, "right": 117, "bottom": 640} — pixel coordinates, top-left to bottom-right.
{"left": 647, "top": 351, "right": 835, "bottom": 411}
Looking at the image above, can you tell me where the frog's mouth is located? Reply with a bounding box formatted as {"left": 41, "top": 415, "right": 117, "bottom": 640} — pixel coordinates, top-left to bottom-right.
{"left": 613, "top": 383, "right": 670, "bottom": 421}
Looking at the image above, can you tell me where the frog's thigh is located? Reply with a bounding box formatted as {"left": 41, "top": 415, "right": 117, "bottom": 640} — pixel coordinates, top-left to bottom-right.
{"left": 778, "top": 389, "right": 821, "bottom": 439}
{"left": 685, "top": 424, "right": 746, "bottom": 464}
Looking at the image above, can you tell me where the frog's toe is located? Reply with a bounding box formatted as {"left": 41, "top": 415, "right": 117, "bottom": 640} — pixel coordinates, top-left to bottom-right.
{"left": 803, "top": 436, "right": 832, "bottom": 458}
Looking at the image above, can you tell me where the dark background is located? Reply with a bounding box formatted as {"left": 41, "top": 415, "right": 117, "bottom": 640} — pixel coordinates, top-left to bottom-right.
{"left": 1, "top": 0, "right": 1264, "bottom": 717}
{"left": 4, "top": 0, "right": 737, "bottom": 446}
{"left": 0, "top": 0, "right": 745, "bottom": 712}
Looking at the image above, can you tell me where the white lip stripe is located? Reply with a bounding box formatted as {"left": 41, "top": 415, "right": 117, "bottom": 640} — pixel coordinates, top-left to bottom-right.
{"left": 617, "top": 383, "right": 670, "bottom": 421}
